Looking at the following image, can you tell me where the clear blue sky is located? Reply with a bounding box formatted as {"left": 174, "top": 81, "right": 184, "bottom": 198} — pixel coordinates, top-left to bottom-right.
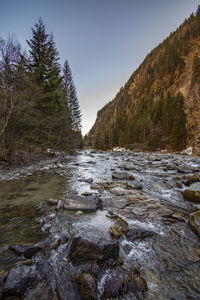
{"left": 0, "top": 0, "right": 199, "bottom": 134}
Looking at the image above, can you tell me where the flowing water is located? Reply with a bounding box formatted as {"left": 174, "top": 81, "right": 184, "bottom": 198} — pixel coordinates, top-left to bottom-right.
{"left": 0, "top": 150, "right": 200, "bottom": 299}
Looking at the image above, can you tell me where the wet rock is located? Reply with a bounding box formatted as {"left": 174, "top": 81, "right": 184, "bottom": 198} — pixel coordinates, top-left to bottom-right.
{"left": 90, "top": 183, "right": 102, "bottom": 190}
{"left": 87, "top": 161, "right": 96, "bottom": 164}
{"left": 75, "top": 210, "right": 84, "bottom": 217}
{"left": 183, "top": 183, "right": 200, "bottom": 203}
{"left": 182, "top": 174, "right": 200, "bottom": 186}
{"left": 81, "top": 192, "right": 94, "bottom": 196}
{"left": 106, "top": 211, "right": 119, "bottom": 219}
{"left": 99, "top": 266, "right": 148, "bottom": 299}
{"left": 109, "top": 185, "right": 142, "bottom": 196}
{"left": 0, "top": 271, "right": 7, "bottom": 299}
{"left": 126, "top": 228, "right": 157, "bottom": 241}
{"left": 56, "top": 199, "right": 63, "bottom": 210}
{"left": 189, "top": 211, "right": 200, "bottom": 238}
{"left": 123, "top": 163, "right": 142, "bottom": 172}
{"left": 109, "top": 187, "right": 129, "bottom": 196}
{"left": 76, "top": 273, "right": 97, "bottom": 300}
{"left": 21, "top": 259, "right": 33, "bottom": 266}
{"left": 38, "top": 234, "right": 68, "bottom": 249}
{"left": 183, "top": 190, "right": 200, "bottom": 203}
{"left": 163, "top": 216, "right": 181, "bottom": 224}
{"left": 47, "top": 198, "right": 58, "bottom": 204}
{"left": 109, "top": 216, "right": 129, "bottom": 238}
{"left": 175, "top": 166, "right": 190, "bottom": 174}
{"left": 68, "top": 236, "right": 119, "bottom": 265}
{"left": 79, "top": 178, "right": 94, "bottom": 183}
{"left": 63, "top": 195, "right": 100, "bottom": 212}
{"left": 9, "top": 244, "right": 42, "bottom": 258}
{"left": 112, "top": 171, "right": 135, "bottom": 180}
{"left": 181, "top": 146, "right": 193, "bottom": 155}
{"left": 2, "top": 265, "right": 38, "bottom": 297}
{"left": 59, "top": 233, "right": 69, "bottom": 245}
{"left": 90, "top": 150, "right": 97, "bottom": 154}
{"left": 118, "top": 192, "right": 173, "bottom": 220}
{"left": 49, "top": 238, "right": 61, "bottom": 249}
{"left": 91, "top": 181, "right": 135, "bottom": 195}
{"left": 171, "top": 211, "right": 188, "bottom": 222}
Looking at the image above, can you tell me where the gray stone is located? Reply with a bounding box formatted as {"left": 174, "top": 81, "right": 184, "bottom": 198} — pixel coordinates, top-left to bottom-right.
{"left": 112, "top": 171, "right": 134, "bottom": 180}
{"left": 68, "top": 236, "right": 119, "bottom": 264}
{"left": 79, "top": 178, "right": 94, "bottom": 183}
{"left": 126, "top": 228, "right": 157, "bottom": 241}
{"left": 9, "top": 244, "right": 42, "bottom": 258}
{"left": 2, "top": 265, "right": 38, "bottom": 297}
{"left": 63, "top": 195, "right": 100, "bottom": 212}
{"left": 99, "top": 266, "right": 148, "bottom": 299}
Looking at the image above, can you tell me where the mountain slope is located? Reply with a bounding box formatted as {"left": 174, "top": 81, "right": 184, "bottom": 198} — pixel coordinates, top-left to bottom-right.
{"left": 87, "top": 7, "right": 200, "bottom": 154}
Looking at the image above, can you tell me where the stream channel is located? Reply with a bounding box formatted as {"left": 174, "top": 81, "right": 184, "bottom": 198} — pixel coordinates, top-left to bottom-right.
{"left": 0, "top": 149, "right": 200, "bottom": 299}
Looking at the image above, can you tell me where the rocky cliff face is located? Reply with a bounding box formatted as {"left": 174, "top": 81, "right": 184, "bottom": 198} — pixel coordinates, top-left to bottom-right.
{"left": 87, "top": 7, "right": 200, "bottom": 155}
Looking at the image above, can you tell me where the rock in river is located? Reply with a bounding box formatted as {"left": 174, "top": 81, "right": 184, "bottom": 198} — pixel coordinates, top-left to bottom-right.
{"left": 183, "top": 183, "right": 200, "bottom": 203}
{"left": 9, "top": 244, "right": 42, "bottom": 258}
{"left": 109, "top": 216, "right": 129, "bottom": 238}
{"left": 182, "top": 174, "right": 200, "bottom": 186}
{"left": 99, "top": 266, "right": 148, "bottom": 299}
{"left": 68, "top": 236, "right": 119, "bottom": 265}
{"left": 2, "top": 265, "right": 38, "bottom": 298}
{"left": 112, "top": 171, "right": 135, "bottom": 180}
{"left": 76, "top": 272, "right": 97, "bottom": 300}
{"left": 189, "top": 211, "right": 200, "bottom": 238}
{"left": 63, "top": 195, "right": 101, "bottom": 212}
{"left": 126, "top": 228, "right": 157, "bottom": 241}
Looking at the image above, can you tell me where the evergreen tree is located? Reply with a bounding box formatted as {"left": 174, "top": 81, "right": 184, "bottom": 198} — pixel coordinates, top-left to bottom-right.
{"left": 63, "top": 59, "right": 81, "bottom": 131}
{"left": 27, "top": 18, "right": 61, "bottom": 89}
{"left": 45, "top": 33, "right": 61, "bottom": 91}
{"left": 27, "top": 18, "right": 49, "bottom": 84}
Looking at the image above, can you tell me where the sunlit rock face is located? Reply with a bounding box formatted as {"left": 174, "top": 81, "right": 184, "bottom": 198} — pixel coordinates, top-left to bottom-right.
{"left": 87, "top": 11, "right": 200, "bottom": 155}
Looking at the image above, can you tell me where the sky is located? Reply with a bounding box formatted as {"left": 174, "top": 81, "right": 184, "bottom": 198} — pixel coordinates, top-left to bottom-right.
{"left": 0, "top": 0, "right": 199, "bottom": 135}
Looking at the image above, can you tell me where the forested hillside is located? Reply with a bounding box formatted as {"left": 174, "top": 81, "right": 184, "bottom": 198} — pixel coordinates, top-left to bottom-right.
{"left": 0, "top": 19, "right": 82, "bottom": 165}
{"left": 87, "top": 6, "right": 200, "bottom": 154}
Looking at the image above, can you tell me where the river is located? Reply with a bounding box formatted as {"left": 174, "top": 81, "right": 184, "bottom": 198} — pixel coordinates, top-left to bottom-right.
{"left": 0, "top": 149, "right": 200, "bottom": 299}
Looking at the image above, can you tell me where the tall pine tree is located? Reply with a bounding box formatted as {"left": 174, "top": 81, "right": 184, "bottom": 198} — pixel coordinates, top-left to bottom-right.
{"left": 63, "top": 59, "right": 81, "bottom": 132}
{"left": 27, "top": 18, "right": 61, "bottom": 90}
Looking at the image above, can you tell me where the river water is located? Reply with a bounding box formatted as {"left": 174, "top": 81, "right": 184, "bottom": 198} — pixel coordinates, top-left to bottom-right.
{"left": 0, "top": 150, "right": 200, "bottom": 299}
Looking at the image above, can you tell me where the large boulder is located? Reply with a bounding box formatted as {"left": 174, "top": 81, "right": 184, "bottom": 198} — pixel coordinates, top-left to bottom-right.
{"left": 189, "top": 211, "right": 200, "bottom": 238}
{"left": 2, "top": 265, "right": 38, "bottom": 298}
{"left": 68, "top": 236, "right": 119, "bottom": 265}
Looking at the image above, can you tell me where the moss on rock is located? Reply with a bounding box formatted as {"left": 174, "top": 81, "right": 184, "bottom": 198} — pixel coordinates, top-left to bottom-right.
{"left": 183, "top": 190, "right": 200, "bottom": 203}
